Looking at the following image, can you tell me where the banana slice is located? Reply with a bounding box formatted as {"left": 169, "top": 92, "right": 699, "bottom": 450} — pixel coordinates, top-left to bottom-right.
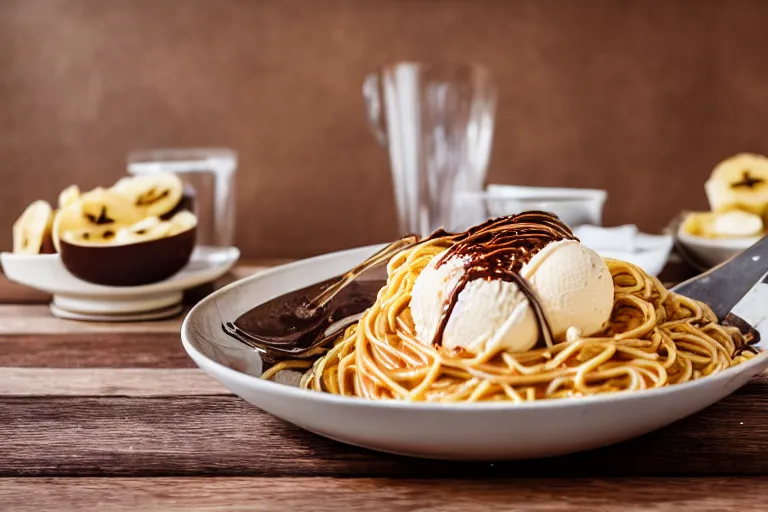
{"left": 79, "top": 187, "right": 142, "bottom": 224}
{"left": 58, "top": 185, "right": 80, "bottom": 209}
{"left": 682, "top": 210, "right": 764, "bottom": 238}
{"left": 60, "top": 224, "right": 125, "bottom": 246}
{"left": 705, "top": 153, "right": 768, "bottom": 215}
{"left": 111, "top": 173, "right": 183, "bottom": 218}
{"left": 52, "top": 204, "right": 86, "bottom": 252}
{"left": 113, "top": 210, "right": 197, "bottom": 245}
{"left": 13, "top": 200, "right": 55, "bottom": 254}
{"left": 114, "top": 216, "right": 173, "bottom": 245}
{"left": 167, "top": 210, "right": 198, "bottom": 236}
{"left": 52, "top": 189, "right": 141, "bottom": 251}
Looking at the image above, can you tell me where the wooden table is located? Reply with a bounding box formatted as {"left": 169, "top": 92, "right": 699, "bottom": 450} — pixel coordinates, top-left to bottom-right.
{"left": 2, "top": 257, "right": 768, "bottom": 511}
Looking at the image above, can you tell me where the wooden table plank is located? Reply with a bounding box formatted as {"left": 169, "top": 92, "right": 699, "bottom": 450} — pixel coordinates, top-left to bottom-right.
{"left": 0, "top": 305, "right": 184, "bottom": 334}
{"left": 2, "top": 374, "right": 768, "bottom": 478}
{"left": 2, "top": 476, "right": 767, "bottom": 512}
{"left": 0, "top": 368, "right": 230, "bottom": 396}
{"left": 0, "top": 332, "right": 193, "bottom": 368}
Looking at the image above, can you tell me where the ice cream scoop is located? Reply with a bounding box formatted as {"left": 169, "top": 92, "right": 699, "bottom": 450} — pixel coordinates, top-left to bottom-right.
{"left": 410, "top": 218, "right": 614, "bottom": 354}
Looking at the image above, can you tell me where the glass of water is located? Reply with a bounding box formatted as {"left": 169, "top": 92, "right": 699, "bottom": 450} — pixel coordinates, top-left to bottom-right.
{"left": 127, "top": 148, "right": 238, "bottom": 248}
{"left": 363, "top": 62, "right": 497, "bottom": 236}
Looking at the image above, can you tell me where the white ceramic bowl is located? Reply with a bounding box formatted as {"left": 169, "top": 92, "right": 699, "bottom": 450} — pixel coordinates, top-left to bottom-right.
{"left": 485, "top": 185, "right": 607, "bottom": 227}
{"left": 677, "top": 229, "right": 758, "bottom": 269}
{"left": 181, "top": 244, "right": 768, "bottom": 460}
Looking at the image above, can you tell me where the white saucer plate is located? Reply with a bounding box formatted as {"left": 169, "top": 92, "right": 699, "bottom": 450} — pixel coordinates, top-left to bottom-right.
{"left": 49, "top": 303, "right": 184, "bottom": 322}
{"left": 181, "top": 244, "right": 768, "bottom": 460}
{"left": 2, "top": 246, "right": 240, "bottom": 315}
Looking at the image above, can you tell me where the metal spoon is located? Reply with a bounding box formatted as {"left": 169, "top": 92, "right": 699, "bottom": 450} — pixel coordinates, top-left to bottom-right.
{"left": 297, "top": 235, "right": 419, "bottom": 318}
{"left": 222, "top": 312, "right": 364, "bottom": 360}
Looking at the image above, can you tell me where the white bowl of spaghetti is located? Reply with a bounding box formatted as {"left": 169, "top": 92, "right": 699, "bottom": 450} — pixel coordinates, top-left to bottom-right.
{"left": 182, "top": 219, "right": 768, "bottom": 460}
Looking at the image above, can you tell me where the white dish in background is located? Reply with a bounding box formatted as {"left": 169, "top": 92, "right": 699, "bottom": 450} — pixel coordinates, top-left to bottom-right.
{"left": 181, "top": 244, "right": 768, "bottom": 460}
{"left": 485, "top": 185, "right": 607, "bottom": 227}
{"left": 573, "top": 224, "right": 674, "bottom": 277}
{"left": 676, "top": 228, "right": 758, "bottom": 269}
{"left": 1, "top": 246, "right": 240, "bottom": 317}
{"left": 49, "top": 303, "right": 184, "bottom": 322}
{"left": 597, "top": 232, "right": 674, "bottom": 277}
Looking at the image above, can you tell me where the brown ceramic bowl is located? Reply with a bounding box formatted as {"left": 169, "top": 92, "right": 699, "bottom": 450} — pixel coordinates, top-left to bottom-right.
{"left": 59, "top": 227, "right": 196, "bottom": 286}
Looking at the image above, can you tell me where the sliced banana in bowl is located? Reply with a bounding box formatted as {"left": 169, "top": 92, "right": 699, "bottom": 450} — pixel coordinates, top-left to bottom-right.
{"left": 681, "top": 210, "right": 764, "bottom": 239}
{"left": 51, "top": 187, "right": 143, "bottom": 252}
{"left": 12, "top": 175, "right": 199, "bottom": 287}
{"left": 675, "top": 153, "right": 768, "bottom": 268}
{"left": 678, "top": 210, "right": 765, "bottom": 269}
{"left": 13, "top": 200, "right": 56, "bottom": 255}
{"left": 111, "top": 172, "right": 185, "bottom": 218}
{"left": 59, "top": 209, "right": 197, "bottom": 287}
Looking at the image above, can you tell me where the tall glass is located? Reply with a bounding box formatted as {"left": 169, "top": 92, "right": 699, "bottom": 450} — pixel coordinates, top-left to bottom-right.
{"left": 127, "top": 148, "right": 237, "bottom": 248}
{"left": 363, "top": 62, "right": 497, "bottom": 236}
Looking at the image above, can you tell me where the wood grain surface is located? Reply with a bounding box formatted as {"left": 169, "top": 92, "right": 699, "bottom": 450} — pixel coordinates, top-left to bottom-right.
{"left": 2, "top": 477, "right": 768, "bottom": 512}
{"left": 0, "top": 332, "right": 194, "bottom": 368}
{"left": 0, "top": 305, "right": 183, "bottom": 334}
{"left": 0, "top": 368, "right": 229, "bottom": 396}
{"left": 1, "top": 259, "right": 766, "bottom": 510}
{"left": 1, "top": 373, "right": 768, "bottom": 478}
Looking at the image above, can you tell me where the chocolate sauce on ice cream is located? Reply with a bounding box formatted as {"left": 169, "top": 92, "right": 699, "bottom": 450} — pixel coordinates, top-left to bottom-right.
{"left": 430, "top": 212, "right": 577, "bottom": 347}
{"left": 224, "top": 212, "right": 576, "bottom": 356}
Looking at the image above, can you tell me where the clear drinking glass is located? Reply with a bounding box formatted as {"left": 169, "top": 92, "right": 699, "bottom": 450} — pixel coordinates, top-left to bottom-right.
{"left": 127, "top": 148, "right": 237, "bottom": 247}
{"left": 363, "top": 62, "right": 497, "bottom": 236}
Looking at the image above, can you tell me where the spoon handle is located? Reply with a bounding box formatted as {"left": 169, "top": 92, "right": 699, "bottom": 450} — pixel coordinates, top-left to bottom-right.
{"left": 672, "top": 234, "right": 768, "bottom": 320}
{"left": 302, "top": 235, "right": 420, "bottom": 313}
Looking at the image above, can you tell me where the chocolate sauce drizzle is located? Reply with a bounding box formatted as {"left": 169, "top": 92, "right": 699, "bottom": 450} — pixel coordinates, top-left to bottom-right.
{"left": 223, "top": 211, "right": 576, "bottom": 358}
{"left": 428, "top": 211, "right": 577, "bottom": 348}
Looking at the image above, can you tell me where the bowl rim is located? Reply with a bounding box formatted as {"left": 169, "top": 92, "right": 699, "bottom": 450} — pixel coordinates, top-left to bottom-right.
{"left": 1, "top": 245, "right": 240, "bottom": 295}
{"left": 484, "top": 184, "right": 607, "bottom": 202}
{"left": 181, "top": 243, "right": 768, "bottom": 412}
{"left": 676, "top": 227, "right": 760, "bottom": 249}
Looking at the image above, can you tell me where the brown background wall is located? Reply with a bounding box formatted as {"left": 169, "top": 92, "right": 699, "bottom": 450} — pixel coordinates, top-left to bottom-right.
{"left": 2, "top": 0, "right": 768, "bottom": 258}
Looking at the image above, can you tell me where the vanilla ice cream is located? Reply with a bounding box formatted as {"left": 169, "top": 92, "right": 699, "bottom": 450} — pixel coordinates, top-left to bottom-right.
{"left": 410, "top": 238, "right": 614, "bottom": 354}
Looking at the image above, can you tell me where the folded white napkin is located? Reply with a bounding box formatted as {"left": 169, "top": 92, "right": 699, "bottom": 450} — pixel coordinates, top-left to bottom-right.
{"left": 573, "top": 224, "right": 674, "bottom": 277}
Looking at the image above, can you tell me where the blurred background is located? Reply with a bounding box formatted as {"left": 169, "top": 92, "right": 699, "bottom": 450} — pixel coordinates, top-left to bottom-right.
{"left": 2, "top": 0, "right": 768, "bottom": 258}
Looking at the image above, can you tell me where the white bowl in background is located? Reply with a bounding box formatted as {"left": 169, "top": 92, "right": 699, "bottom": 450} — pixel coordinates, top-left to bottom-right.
{"left": 485, "top": 185, "right": 607, "bottom": 227}
{"left": 181, "top": 243, "right": 768, "bottom": 460}
{"left": 596, "top": 233, "right": 674, "bottom": 277}
{"left": 676, "top": 228, "right": 759, "bottom": 269}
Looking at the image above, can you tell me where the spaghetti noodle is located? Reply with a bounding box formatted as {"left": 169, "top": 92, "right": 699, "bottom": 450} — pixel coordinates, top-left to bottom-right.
{"left": 262, "top": 221, "right": 757, "bottom": 402}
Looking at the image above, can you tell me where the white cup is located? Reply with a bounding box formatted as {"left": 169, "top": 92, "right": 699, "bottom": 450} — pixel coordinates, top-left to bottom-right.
{"left": 483, "top": 185, "right": 607, "bottom": 228}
